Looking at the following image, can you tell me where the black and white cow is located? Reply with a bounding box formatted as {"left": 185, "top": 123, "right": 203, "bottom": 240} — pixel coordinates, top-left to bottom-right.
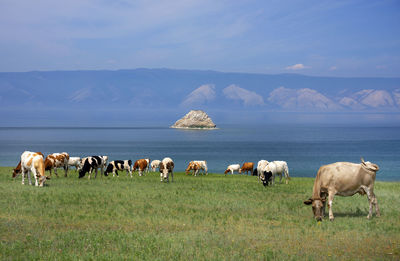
{"left": 260, "top": 170, "right": 273, "bottom": 187}
{"left": 79, "top": 156, "right": 108, "bottom": 179}
{"left": 105, "top": 160, "right": 132, "bottom": 177}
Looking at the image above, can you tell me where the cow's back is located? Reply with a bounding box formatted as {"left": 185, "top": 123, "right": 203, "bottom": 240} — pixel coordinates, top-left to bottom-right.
{"left": 318, "top": 162, "right": 376, "bottom": 196}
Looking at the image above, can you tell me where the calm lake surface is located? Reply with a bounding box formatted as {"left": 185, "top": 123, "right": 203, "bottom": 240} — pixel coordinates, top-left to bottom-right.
{"left": 0, "top": 125, "right": 399, "bottom": 181}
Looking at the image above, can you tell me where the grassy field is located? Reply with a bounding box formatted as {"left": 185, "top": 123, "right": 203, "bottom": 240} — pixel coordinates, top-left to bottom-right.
{"left": 0, "top": 167, "right": 399, "bottom": 260}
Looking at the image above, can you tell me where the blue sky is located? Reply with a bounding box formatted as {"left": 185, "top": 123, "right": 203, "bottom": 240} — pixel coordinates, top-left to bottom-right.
{"left": 0, "top": 0, "right": 399, "bottom": 77}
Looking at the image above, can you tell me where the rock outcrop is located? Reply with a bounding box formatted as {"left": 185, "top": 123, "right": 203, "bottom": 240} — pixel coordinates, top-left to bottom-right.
{"left": 171, "top": 110, "right": 216, "bottom": 129}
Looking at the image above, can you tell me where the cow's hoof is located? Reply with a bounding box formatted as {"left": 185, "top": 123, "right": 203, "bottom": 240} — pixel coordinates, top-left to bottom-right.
{"left": 329, "top": 217, "right": 334, "bottom": 221}
{"left": 367, "top": 215, "right": 371, "bottom": 219}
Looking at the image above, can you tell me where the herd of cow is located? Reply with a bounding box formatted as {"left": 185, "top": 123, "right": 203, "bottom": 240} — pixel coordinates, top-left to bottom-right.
{"left": 11, "top": 150, "right": 381, "bottom": 221}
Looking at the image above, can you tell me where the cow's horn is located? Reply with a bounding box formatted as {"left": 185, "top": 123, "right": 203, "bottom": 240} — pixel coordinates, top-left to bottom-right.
{"left": 361, "top": 157, "right": 365, "bottom": 163}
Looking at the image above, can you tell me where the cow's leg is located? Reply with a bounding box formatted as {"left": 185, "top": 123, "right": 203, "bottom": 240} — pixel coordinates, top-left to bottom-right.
{"left": 31, "top": 168, "right": 39, "bottom": 186}
{"left": 21, "top": 169, "right": 26, "bottom": 185}
{"left": 279, "top": 173, "right": 283, "bottom": 184}
{"left": 328, "top": 192, "right": 335, "bottom": 221}
{"left": 372, "top": 193, "right": 380, "bottom": 217}
{"left": 54, "top": 168, "right": 59, "bottom": 177}
{"left": 160, "top": 173, "right": 163, "bottom": 182}
{"left": 27, "top": 170, "right": 32, "bottom": 186}
{"left": 64, "top": 164, "right": 68, "bottom": 177}
{"left": 95, "top": 168, "right": 98, "bottom": 179}
{"left": 171, "top": 171, "right": 174, "bottom": 182}
{"left": 362, "top": 186, "right": 375, "bottom": 219}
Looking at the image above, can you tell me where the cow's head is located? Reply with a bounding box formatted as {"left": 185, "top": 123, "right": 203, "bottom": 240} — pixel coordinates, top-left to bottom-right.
{"left": 12, "top": 168, "right": 21, "bottom": 178}
{"left": 260, "top": 171, "right": 272, "bottom": 186}
{"left": 304, "top": 198, "right": 326, "bottom": 221}
{"left": 238, "top": 168, "right": 242, "bottom": 174}
{"left": 159, "top": 163, "right": 169, "bottom": 180}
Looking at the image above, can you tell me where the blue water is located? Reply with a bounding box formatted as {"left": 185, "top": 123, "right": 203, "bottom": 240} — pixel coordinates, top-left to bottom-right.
{"left": 0, "top": 125, "right": 399, "bottom": 181}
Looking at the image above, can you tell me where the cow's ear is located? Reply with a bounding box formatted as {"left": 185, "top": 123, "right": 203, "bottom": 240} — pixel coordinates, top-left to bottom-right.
{"left": 304, "top": 198, "right": 313, "bottom": 205}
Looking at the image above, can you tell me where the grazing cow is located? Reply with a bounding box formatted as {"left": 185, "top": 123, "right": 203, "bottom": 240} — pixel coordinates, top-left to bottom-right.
{"left": 253, "top": 160, "right": 269, "bottom": 182}
{"left": 263, "top": 161, "right": 290, "bottom": 185}
{"left": 150, "top": 160, "right": 161, "bottom": 172}
{"left": 260, "top": 170, "right": 273, "bottom": 187}
{"left": 133, "top": 159, "right": 149, "bottom": 176}
{"left": 79, "top": 156, "right": 108, "bottom": 179}
{"left": 105, "top": 160, "right": 132, "bottom": 177}
{"left": 304, "top": 158, "right": 380, "bottom": 221}
{"left": 159, "top": 157, "right": 174, "bottom": 182}
{"left": 239, "top": 162, "right": 254, "bottom": 175}
{"left": 20, "top": 151, "right": 48, "bottom": 187}
{"left": 185, "top": 160, "right": 208, "bottom": 176}
{"left": 224, "top": 164, "right": 240, "bottom": 175}
{"left": 44, "top": 152, "right": 70, "bottom": 177}
{"left": 68, "top": 157, "right": 81, "bottom": 171}
{"left": 185, "top": 161, "right": 201, "bottom": 176}
{"left": 12, "top": 152, "right": 44, "bottom": 178}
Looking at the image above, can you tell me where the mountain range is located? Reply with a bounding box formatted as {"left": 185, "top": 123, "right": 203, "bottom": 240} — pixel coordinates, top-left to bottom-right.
{"left": 1, "top": 68, "right": 399, "bottom": 126}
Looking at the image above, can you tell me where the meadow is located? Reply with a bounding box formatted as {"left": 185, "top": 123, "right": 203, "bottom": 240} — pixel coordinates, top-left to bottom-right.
{"left": 0, "top": 167, "right": 399, "bottom": 260}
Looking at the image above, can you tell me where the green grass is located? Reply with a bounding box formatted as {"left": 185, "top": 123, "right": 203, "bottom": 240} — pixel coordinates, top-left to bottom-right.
{"left": 1, "top": 167, "right": 399, "bottom": 260}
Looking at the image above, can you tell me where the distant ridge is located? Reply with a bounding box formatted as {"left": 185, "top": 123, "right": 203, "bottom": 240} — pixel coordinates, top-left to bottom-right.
{"left": 1, "top": 68, "right": 400, "bottom": 126}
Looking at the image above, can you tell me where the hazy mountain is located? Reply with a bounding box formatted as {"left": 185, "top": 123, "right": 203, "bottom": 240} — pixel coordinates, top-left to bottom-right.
{"left": 1, "top": 68, "right": 399, "bottom": 126}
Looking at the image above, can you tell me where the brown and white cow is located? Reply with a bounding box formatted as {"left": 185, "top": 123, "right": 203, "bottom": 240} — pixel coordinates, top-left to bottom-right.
{"left": 13, "top": 152, "right": 44, "bottom": 178}
{"left": 185, "top": 161, "right": 201, "bottom": 176}
{"left": 304, "top": 158, "right": 380, "bottom": 221}
{"left": 133, "top": 159, "right": 149, "bottom": 176}
{"left": 44, "top": 152, "right": 70, "bottom": 177}
{"left": 20, "top": 151, "right": 48, "bottom": 187}
{"left": 159, "top": 157, "right": 174, "bottom": 182}
{"left": 239, "top": 162, "right": 254, "bottom": 175}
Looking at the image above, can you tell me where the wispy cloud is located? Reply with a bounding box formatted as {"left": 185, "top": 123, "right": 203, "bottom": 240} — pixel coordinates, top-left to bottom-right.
{"left": 285, "top": 64, "right": 310, "bottom": 70}
{"left": 329, "top": 66, "right": 337, "bottom": 71}
{"left": 69, "top": 87, "right": 92, "bottom": 102}
{"left": 181, "top": 84, "right": 216, "bottom": 107}
{"left": 223, "top": 84, "right": 264, "bottom": 106}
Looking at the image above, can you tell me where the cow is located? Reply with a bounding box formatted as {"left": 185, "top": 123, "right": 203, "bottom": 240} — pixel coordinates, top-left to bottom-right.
{"left": 185, "top": 161, "right": 208, "bottom": 176}
{"left": 159, "top": 157, "right": 174, "bottom": 182}
{"left": 133, "top": 159, "right": 149, "bottom": 176}
{"left": 79, "top": 156, "right": 108, "bottom": 179}
{"left": 263, "top": 161, "right": 290, "bottom": 185}
{"left": 150, "top": 160, "right": 161, "bottom": 172}
{"left": 224, "top": 164, "right": 240, "bottom": 175}
{"left": 253, "top": 160, "right": 269, "bottom": 182}
{"left": 44, "top": 152, "right": 70, "bottom": 177}
{"left": 12, "top": 152, "right": 44, "bottom": 178}
{"left": 185, "top": 161, "right": 201, "bottom": 176}
{"left": 68, "top": 157, "right": 81, "bottom": 171}
{"left": 303, "top": 158, "right": 380, "bottom": 221}
{"left": 20, "top": 151, "right": 48, "bottom": 187}
{"left": 259, "top": 170, "right": 273, "bottom": 187}
{"left": 105, "top": 160, "right": 133, "bottom": 177}
{"left": 239, "top": 162, "right": 254, "bottom": 175}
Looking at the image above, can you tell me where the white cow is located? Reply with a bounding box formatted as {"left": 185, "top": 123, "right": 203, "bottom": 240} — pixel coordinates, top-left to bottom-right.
{"left": 150, "top": 160, "right": 161, "bottom": 172}
{"left": 20, "top": 151, "right": 48, "bottom": 187}
{"left": 224, "top": 164, "right": 240, "bottom": 175}
{"left": 159, "top": 157, "right": 174, "bottom": 182}
{"left": 255, "top": 160, "right": 269, "bottom": 182}
{"left": 263, "top": 161, "right": 290, "bottom": 185}
{"left": 68, "top": 157, "right": 81, "bottom": 170}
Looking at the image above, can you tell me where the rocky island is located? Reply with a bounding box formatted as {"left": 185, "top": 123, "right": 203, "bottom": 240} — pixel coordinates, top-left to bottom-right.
{"left": 171, "top": 110, "right": 217, "bottom": 129}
